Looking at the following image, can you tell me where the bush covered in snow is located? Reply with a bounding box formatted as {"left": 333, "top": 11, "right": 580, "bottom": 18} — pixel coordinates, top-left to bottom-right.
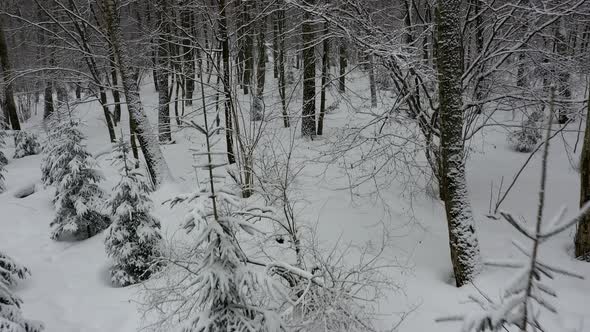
{"left": 105, "top": 138, "right": 162, "bottom": 287}
{"left": 0, "top": 250, "right": 44, "bottom": 332}
{"left": 13, "top": 131, "right": 41, "bottom": 159}
{"left": 507, "top": 112, "right": 542, "bottom": 153}
{"left": 48, "top": 119, "right": 111, "bottom": 240}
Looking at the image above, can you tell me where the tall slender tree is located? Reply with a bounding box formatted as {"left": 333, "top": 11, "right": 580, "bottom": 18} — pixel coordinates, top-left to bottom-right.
{"left": 301, "top": 0, "right": 316, "bottom": 137}
{"left": 0, "top": 15, "right": 21, "bottom": 131}
{"left": 436, "top": 0, "right": 481, "bottom": 287}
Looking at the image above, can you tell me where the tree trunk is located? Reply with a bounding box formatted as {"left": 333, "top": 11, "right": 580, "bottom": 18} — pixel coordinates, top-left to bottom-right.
{"left": 576, "top": 86, "right": 590, "bottom": 261}
{"left": 102, "top": 0, "right": 170, "bottom": 187}
{"left": 156, "top": 0, "right": 172, "bottom": 143}
{"left": 0, "top": 18, "right": 21, "bottom": 131}
{"left": 181, "top": 6, "right": 195, "bottom": 106}
{"left": 242, "top": 0, "right": 254, "bottom": 95}
{"left": 98, "top": 85, "right": 117, "bottom": 143}
{"left": 436, "top": 0, "right": 481, "bottom": 287}
{"left": 301, "top": 1, "right": 316, "bottom": 137}
{"left": 369, "top": 55, "right": 377, "bottom": 107}
{"left": 218, "top": 0, "right": 236, "bottom": 164}
{"left": 110, "top": 52, "right": 122, "bottom": 124}
{"left": 338, "top": 39, "right": 346, "bottom": 93}
{"left": 317, "top": 12, "right": 329, "bottom": 136}
{"left": 277, "top": 2, "right": 289, "bottom": 128}
{"left": 43, "top": 83, "right": 55, "bottom": 120}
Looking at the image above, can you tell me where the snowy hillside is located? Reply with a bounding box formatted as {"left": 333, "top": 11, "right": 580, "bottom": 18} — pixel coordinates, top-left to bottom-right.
{"left": 1, "top": 75, "right": 589, "bottom": 331}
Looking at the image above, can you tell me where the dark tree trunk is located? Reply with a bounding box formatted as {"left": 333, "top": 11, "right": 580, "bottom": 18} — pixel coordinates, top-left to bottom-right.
{"left": 98, "top": 85, "right": 117, "bottom": 143}
{"left": 243, "top": 0, "right": 254, "bottom": 95}
{"left": 338, "top": 40, "right": 346, "bottom": 93}
{"left": 317, "top": 11, "right": 329, "bottom": 136}
{"left": 301, "top": 1, "right": 316, "bottom": 137}
{"left": 0, "top": 18, "right": 21, "bottom": 131}
{"left": 369, "top": 55, "right": 377, "bottom": 107}
{"left": 110, "top": 53, "right": 122, "bottom": 124}
{"left": 102, "top": 0, "right": 170, "bottom": 187}
{"left": 218, "top": 0, "right": 236, "bottom": 164}
{"left": 181, "top": 5, "right": 195, "bottom": 106}
{"left": 43, "top": 84, "right": 55, "bottom": 120}
{"left": 436, "top": 0, "right": 481, "bottom": 287}
{"left": 576, "top": 86, "right": 590, "bottom": 261}
{"left": 157, "top": 0, "right": 172, "bottom": 143}
{"left": 277, "top": 2, "right": 289, "bottom": 128}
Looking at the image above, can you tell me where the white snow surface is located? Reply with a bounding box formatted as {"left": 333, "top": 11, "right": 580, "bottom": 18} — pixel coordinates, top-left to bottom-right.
{"left": 1, "top": 75, "right": 590, "bottom": 332}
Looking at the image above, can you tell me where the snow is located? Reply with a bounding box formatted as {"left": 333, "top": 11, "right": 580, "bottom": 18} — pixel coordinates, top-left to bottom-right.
{"left": 1, "top": 73, "right": 590, "bottom": 331}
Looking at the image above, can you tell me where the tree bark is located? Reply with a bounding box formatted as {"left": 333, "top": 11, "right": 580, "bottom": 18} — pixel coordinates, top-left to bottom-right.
{"left": 301, "top": 1, "right": 316, "bottom": 137}
{"left": 156, "top": 0, "right": 172, "bottom": 143}
{"left": 218, "top": 0, "right": 236, "bottom": 164}
{"left": 317, "top": 10, "right": 329, "bottom": 136}
{"left": 242, "top": 0, "right": 254, "bottom": 95}
{"left": 102, "top": 0, "right": 170, "bottom": 187}
{"left": 576, "top": 85, "right": 590, "bottom": 261}
{"left": 0, "top": 17, "right": 21, "bottom": 131}
{"left": 109, "top": 52, "right": 122, "bottom": 124}
{"left": 338, "top": 39, "right": 346, "bottom": 93}
{"left": 276, "top": 2, "right": 289, "bottom": 128}
{"left": 436, "top": 0, "right": 481, "bottom": 287}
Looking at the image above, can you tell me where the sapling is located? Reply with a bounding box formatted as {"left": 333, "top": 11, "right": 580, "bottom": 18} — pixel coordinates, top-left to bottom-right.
{"left": 105, "top": 137, "right": 163, "bottom": 286}
{"left": 0, "top": 250, "right": 44, "bottom": 332}
{"left": 47, "top": 118, "right": 111, "bottom": 240}
{"left": 13, "top": 131, "right": 41, "bottom": 159}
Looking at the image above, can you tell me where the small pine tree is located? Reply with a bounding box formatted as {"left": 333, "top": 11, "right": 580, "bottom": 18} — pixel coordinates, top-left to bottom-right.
{"left": 0, "top": 130, "right": 7, "bottom": 193}
{"left": 0, "top": 251, "right": 44, "bottom": 332}
{"left": 165, "top": 109, "right": 284, "bottom": 331}
{"left": 105, "top": 138, "right": 162, "bottom": 287}
{"left": 49, "top": 119, "right": 111, "bottom": 240}
{"left": 13, "top": 131, "right": 41, "bottom": 159}
{"left": 508, "top": 111, "right": 542, "bottom": 153}
{"left": 41, "top": 117, "right": 80, "bottom": 186}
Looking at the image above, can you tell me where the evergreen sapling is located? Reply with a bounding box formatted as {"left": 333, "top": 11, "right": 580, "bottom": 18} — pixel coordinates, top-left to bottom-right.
{"left": 0, "top": 251, "right": 44, "bottom": 332}
{"left": 49, "top": 119, "right": 111, "bottom": 240}
{"left": 13, "top": 131, "right": 41, "bottom": 159}
{"left": 105, "top": 137, "right": 163, "bottom": 286}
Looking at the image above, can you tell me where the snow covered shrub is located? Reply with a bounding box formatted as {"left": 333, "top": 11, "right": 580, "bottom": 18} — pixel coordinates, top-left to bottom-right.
{"left": 13, "top": 131, "right": 41, "bottom": 159}
{"left": 0, "top": 251, "right": 44, "bottom": 332}
{"left": 41, "top": 116, "right": 72, "bottom": 186}
{"left": 0, "top": 130, "right": 7, "bottom": 193}
{"left": 143, "top": 113, "right": 285, "bottom": 331}
{"left": 251, "top": 96, "right": 264, "bottom": 121}
{"left": 49, "top": 119, "right": 111, "bottom": 240}
{"left": 105, "top": 138, "right": 162, "bottom": 287}
{"left": 507, "top": 112, "right": 542, "bottom": 153}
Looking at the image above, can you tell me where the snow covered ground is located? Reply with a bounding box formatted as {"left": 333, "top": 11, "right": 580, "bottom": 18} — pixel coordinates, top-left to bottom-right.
{"left": 1, "top": 75, "right": 589, "bottom": 332}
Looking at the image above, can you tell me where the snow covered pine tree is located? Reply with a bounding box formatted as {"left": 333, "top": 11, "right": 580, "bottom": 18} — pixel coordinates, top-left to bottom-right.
{"left": 47, "top": 119, "right": 111, "bottom": 240}
{"left": 160, "top": 82, "right": 285, "bottom": 330}
{"left": 105, "top": 138, "right": 162, "bottom": 287}
{"left": 13, "top": 131, "right": 41, "bottom": 159}
{"left": 0, "top": 129, "right": 7, "bottom": 193}
{"left": 0, "top": 251, "right": 44, "bottom": 332}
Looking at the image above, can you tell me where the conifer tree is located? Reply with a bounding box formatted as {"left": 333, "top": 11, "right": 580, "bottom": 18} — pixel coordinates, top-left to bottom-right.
{"left": 165, "top": 78, "right": 284, "bottom": 331}
{"left": 0, "top": 129, "right": 7, "bottom": 193}
{"left": 105, "top": 137, "right": 162, "bottom": 287}
{"left": 48, "top": 119, "right": 111, "bottom": 240}
{"left": 13, "top": 131, "right": 41, "bottom": 159}
{"left": 0, "top": 251, "right": 44, "bottom": 332}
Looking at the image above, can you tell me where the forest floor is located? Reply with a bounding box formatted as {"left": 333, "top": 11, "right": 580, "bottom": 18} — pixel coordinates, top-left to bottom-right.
{"left": 1, "top": 73, "right": 589, "bottom": 332}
